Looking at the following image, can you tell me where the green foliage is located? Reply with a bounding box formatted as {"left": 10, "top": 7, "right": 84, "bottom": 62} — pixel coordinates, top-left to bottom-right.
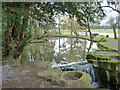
{"left": 2, "top": 2, "right": 106, "bottom": 59}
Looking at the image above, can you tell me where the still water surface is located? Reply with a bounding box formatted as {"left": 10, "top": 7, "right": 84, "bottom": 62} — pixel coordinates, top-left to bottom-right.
{"left": 22, "top": 37, "right": 98, "bottom": 62}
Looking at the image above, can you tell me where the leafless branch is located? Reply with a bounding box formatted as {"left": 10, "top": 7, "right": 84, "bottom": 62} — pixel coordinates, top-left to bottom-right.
{"left": 100, "top": 6, "right": 120, "bottom": 14}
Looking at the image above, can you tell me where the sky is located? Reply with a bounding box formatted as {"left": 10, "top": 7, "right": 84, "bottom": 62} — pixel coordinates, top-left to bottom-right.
{"left": 100, "top": 0, "right": 119, "bottom": 26}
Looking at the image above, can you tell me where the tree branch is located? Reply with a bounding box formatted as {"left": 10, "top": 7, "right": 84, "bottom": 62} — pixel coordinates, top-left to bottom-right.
{"left": 100, "top": 6, "right": 120, "bottom": 14}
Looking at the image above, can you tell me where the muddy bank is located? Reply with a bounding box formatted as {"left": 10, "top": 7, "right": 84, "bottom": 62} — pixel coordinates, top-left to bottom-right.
{"left": 2, "top": 61, "right": 93, "bottom": 88}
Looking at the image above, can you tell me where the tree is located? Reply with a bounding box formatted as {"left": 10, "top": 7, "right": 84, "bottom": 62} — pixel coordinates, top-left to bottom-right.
{"left": 60, "top": 15, "right": 86, "bottom": 37}
{"left": 2, "top": 3, "right": 33, "bottom": 59}
{"left": 2, "top": 2, "right": 106, "bottom": 64}
{"left": 2, "top": 2, "right": 76, "bottom": 62}
{"left": 73, "top": 2, "right": 105, "bottom": 39}
{"left": 69, "top": 16, "right": 86, "bottom": 37}
{"left": 107, "top": 16, "right": 118, "bottom": 39}
{"left": 100, "top": 1, "right": 120, "bottom": 14}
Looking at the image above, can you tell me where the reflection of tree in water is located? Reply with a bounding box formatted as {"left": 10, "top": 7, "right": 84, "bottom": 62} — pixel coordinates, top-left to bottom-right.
{"left": 87, "top": 41, "right": 93, "bottom": 54}
{"left": 59, "top": 37, "right": 60, "bottom": 53}
{"left": 62, "top": 38, "right": 87, "bottom": 62}
{"left": 83, "top": 40, "right": 87, "bottom": 60}
{"left": 21, "top": 37, "right": 95, "bottom": 63}
{"left": 54, "top": 37, "right": 94, "bottom": 62}
{"left": 21, "top": 43, "right": 55, "bottom": 62}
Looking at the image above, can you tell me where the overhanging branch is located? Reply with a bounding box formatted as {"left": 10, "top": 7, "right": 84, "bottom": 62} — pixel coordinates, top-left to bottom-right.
{"left": 100, "top": 6, "right": 120, "bottom": 14}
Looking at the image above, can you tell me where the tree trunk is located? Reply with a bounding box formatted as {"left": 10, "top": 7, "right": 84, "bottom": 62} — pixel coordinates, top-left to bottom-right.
{"left": 71, "top": 29, "right": 73, "bottom": 35}
{"left": 12, "top": 9, "right": 29, "bottom": 60}
{"left": 87, "top": 18, "right": 92, "bottom": 40}
{"left": 83, "top": 40, "right": 87, "bottom": 60}
{"left": 113, "top": 24, "right": 117, "bottom": 39}
{"left": 71, "top": 28, "right": 79, "bottom": 38}
{"left": 59, "top": 37, "right": 60, "bottom": 53}
{"left": 88, "top": 24, "right": 92, "bottom": 40}
{"left": 88, "top": 41, "right": 93, "bottom": 54}
{"left": 59, "top": 26, "right": 60, "bottom": 35}
{"left": 85, "top": 29, "right": 88, "bottom": 36}
{"left": 5, "top": 8, "right": 11, "bottom": 56}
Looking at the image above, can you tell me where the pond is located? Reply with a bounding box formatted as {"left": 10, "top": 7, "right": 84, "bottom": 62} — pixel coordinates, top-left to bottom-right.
{"left": 21, "top": 37, "right": 98, "bottom": 63}
{"left": 21, "top": 37, "right": 100, "bottom": 88}
{"left": 3, "top": 37, "right": 119, "bottom": 89}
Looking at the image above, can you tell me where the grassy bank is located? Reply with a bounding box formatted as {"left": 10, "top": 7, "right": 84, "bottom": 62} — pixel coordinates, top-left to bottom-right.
{"left": 60, "top": 29, "right": 119, "bottom": 34}
{"left": 51, "top": 34, "right": 109, "bottom": 42}
{"left": 91, "top": 29, "right": 119, "bottom": 34}
{"left": 50, "top": 34, "right": 119, "bottom": 51}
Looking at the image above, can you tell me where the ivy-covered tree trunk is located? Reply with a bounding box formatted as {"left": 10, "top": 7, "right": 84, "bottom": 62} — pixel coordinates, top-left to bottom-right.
{"left": 5, "top": 8, "right": 11, "bottom": 56}
{"left": 113, "top": 24, "right": 117, "bottom": 39}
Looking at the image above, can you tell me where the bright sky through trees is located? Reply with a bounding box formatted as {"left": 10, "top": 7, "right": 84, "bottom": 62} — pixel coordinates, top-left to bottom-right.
{"left": 100, "top": 0, "right": 119, "bottom": 26}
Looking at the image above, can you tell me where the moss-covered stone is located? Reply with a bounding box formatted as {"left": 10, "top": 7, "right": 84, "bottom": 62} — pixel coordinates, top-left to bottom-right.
{"left": 64, "top": 71, "right": 83, "bottom": 80}
{"left": 64, "top": 71, "right": 93, "bottom": 88}
{"left": 86, "top": 48, "right": 119, "bottom": 61}
{"left": 96, "top": 68, "right": 120, "bottom": 87}
{"left": 78, "top": 72, "right": 92, "bottom": 86}
{"left": 37, "top": 68, "right": 66, "bottom": 86}
{"left": 86, "top": 54, "right": 111, "bottom": 60}
{"left": 88, "top": 59, "right": 120, "bottom": 71}
{"left": 36, "top": 61, "right": 65, "bottom": 86}
{"left": 36, "top": 61, "right": 93, "bottom": 88}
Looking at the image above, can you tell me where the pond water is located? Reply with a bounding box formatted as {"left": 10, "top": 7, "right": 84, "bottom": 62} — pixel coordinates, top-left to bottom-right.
{"left": 3, "top": 37, "right": 119, "bottom": 89}
{"left": 22, "top": 37, "right": 98, "bottom": 63}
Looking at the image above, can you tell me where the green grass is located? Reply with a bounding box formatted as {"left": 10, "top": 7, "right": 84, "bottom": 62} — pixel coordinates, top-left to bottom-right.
{"left": 51, "top": 34, "right": 106, "bottom": 42}
{"left": 100, "top": 38, "right": 118, "bottom": 50}
{"left": 61, "top": 29, "right": 84, "bottom": 33}
{"left": 91, "top": 29, "right": 119, "bottom": 34}
{"left": 60, "top": 29, "right": 119, "bottom": 34}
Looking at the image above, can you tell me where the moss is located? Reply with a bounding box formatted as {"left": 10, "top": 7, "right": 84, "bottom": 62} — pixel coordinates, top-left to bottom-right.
{"left": 37, "top": 68, "right": 66, "bottom": 86}
{"left": 98, "top": 43, "right": 118, "bottom": 51}
{"left": 36, "top": 61, "right": 65, "bottom": 86}
{"left": 36, "top": 61, "right": 93, "bottom": 88}
{"left": 64, "top": 71, "right": 82, "bottom": 79}
{"left": 87, "top": 48, "right": 119, "bottom": 60}
{"left": 78, "top": 72, "right": 92, "bottom": 85}
{"left": 88, "top": 59, "right": 120, "bottom": 71}
{"left": 98, "top": 38, "right": 106, "bottom": 42}
{"left": 92, "top": 49, "right": 118, "bottom": 53}
{"left": 64, "top": 71, "right": 93, "bottom": 88}
{"left": 36, "top": 61, "right": 52, "bottom": 68}
{"left": 86, "top": 54, "right": 111, "bottom": 60}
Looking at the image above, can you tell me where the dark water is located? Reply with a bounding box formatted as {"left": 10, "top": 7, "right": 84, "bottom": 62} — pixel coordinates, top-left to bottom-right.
{"left": 20, "top": 37, "right": 119, "bottom": 89}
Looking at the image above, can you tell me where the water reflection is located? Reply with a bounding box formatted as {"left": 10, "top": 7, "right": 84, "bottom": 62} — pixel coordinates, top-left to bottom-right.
{"left": 21, "top": 37, "right": 98, "bottom": 63}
